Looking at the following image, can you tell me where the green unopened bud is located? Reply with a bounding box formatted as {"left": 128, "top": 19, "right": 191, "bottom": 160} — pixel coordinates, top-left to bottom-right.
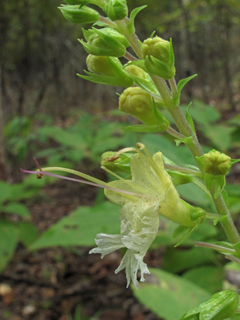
{"left": 79, "top": 27, "right": 127, "bottom": 57}
{"left": 63, "top": 0, "right": 105, "bottom": 7}
{"left": 196, "top": 150, "right": 231, "bottom": 176}
{"left": 84, "top": 55, "right": 134, "bottom": 87}
{"left": 179, "top": 290, "right": 238, "bottom": 320}
{"left": 119, "top": 87, "right": 169, "bottom": 128}
{"left": 124, "top": 64, "right": 146, "bottom": 79}
{"left": 101, "top": 151, "right": 131, "bottom": 174}
{"left": 142, "top": 36, "right": 175, "bottom": 80}
{"left": 59, "top": 5, "right": 99, "bottom": 24}
{"left": 86, "top": 54, "right": 121, "bottom": 77}
{"left": 103, "top": 0, "right": 128, "bottom": 21}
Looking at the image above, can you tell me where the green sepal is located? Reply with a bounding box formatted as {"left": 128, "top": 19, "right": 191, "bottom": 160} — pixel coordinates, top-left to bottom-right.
{"left": 101, "top": 151, "right": 131, "bottom": 174}
{"left": 126, "top": 60, "right": 148, "bottom": 72}
{"left": 175, "top": 136, "right": 193, "bottom": 147}
{"left": 167, "top": 171, "right": 193, "bottom": 186}
{"left": 79, "top": 27, "right": 126, "bottom": 57}
{"left": 128, "top": 73, "right": 161, "bottom": 97}
{"left": 59, "top": 5, "right": 99, "bottom": 24}
{"left": 204, "top": 173, "right": 226, "bottom": 198}
{"left": 144, "top": 54, "right": 175, "bottom": 80}
{"left": 173, "top": 223, "right": 200, "bottom": 247}
{"left": 77, "top": 70, "right": 134, "bottom": 87}
{"left": 82, "top": 27, "right": 129, "bottom": 47}
{"left": 173, "top": 74, "right": 197, "bottom": 107}
{"left": 179, "top": 290, "right": 238, "bottom": 320}
{"left": 127, "top": 5, "right": 147, "bottom": 34}
{"left": 185, "top": 102, "right": 196, "bottom": 135}
{"left": 173, "top": 204, "right": 206, "bottom": 246}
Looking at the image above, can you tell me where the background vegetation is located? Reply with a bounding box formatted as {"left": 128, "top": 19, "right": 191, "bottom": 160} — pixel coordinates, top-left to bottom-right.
{"left": 1, "top": 0, "right": 240, "bottom": 319}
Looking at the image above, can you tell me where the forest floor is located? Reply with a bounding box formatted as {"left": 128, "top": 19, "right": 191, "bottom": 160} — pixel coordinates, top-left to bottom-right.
{"left": 0, "top": 172, "right": 163, "bottom": 320}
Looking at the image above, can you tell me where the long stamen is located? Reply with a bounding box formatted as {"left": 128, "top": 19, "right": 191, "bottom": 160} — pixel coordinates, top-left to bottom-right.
{"left": 20, "top": 168, "right": 144, "bottom": 199}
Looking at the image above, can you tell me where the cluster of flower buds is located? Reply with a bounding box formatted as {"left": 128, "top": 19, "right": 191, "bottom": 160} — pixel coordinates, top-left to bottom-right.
{"left": 58, "top": 0, "right": 175, "bottom": 128}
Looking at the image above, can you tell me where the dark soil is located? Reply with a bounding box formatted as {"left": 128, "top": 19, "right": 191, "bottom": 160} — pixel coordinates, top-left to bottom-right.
{"left": 0, "top": 173, "right": 163, "bottom": 320}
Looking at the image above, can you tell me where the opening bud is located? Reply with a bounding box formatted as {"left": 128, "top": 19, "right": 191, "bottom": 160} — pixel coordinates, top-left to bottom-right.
{"left": 59, "top": 5, "right": 99, "bottom": 24}
{"left": 103, "top": 0, "right": 128, "bottom": 21}
{"left": 141, "top": 36, "right": 175, "bottom": 80}
{"left": 196, "top": 150, "right": 231, "bottom": 176}
{"left": 79, "top": 27, "right": 127, "bottom": 57}
{"left": 119, "top": 87, "right": 169, "bottom": 129}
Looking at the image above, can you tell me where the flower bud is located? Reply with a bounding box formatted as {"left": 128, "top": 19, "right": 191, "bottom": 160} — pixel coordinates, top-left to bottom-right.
{"left": 83, "top": 55, "right": 134, "bottom": 87}
{"left": 63, "top": 0, "right": 105, "bottom": 7}
{"left": 196, "top": 150, "right": 231, "bottom": 176}
{"left": 124, "top": 64, "right": 146, "bottom": 79}
{"left": 179, "top": 290, "right": 238, "bottom": 320}
{"left": 103, "top": 0, "right": 128, "bottom": 21}
{"left": 86, "top": 54, "right": 120, "bottom": 77}
{"left": 59, "top": 5, "right": 99, "bottom": 24}
{"left": 119, "top": 87, "right": 169, "bottom": 128}
{"left": 141, "top": 36, "right": 175, "bottom": 80}
{"left": 79, "top": 27, "right": 127, "bottom": 57}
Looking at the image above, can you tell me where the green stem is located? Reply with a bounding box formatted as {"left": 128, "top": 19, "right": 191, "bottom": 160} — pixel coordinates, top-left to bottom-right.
{"left": 115, "top": 20, "right": 143, "bottom": 59}
{"left": 153, "top": 76, "right": 240, "bottom": 244}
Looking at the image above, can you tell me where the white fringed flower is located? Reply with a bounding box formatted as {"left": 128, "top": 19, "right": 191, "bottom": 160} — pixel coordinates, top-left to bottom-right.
{"left": 22, "top": 145, "right": 201, "bottom": 288}
{"left": 90, "top": 147, "right": 196, "bottom": 287}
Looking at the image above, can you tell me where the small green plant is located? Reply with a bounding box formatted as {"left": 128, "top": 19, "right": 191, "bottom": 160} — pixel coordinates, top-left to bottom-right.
{"left": 22, "top": 1, "right": 240, "bottom": 319}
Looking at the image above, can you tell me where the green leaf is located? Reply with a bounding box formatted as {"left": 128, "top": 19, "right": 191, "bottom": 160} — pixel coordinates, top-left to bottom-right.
{"left": 183, "top": 266, "right": 224, "bottom": 294}
{"left": 162, "top": 247, "right": 216, "bottom": 274}
{"left": 30, "top": 202, "right": 120, "bottom": 250}
{"left": 0, "top": 203, "right": 31, "bottom": 218}
{"left": 0, "top": 220, "right": 18, "bottom": 273}
{"left": 132, "top": 268, "right": 211, "bottom": 320}
{"left": 204, "top": 173, "right": 226, "bottom": 198}
{"left": 127, "top": 5, "right": 147, "bottom": 34}
{"left": 18, "top": 222, "right": 39, "bottom": 247}
{"left": 175, "top": 136, "right": 193, "bottom": 147}
{"left": 177, "top": 75, "right": 197, "bottom": 94}
{"left": 0, "top": 181, "right": 11, "bottom": 204}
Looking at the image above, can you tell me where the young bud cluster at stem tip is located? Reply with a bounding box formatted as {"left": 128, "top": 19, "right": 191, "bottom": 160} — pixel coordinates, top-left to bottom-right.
{"left": 59, "top": 5, "right": 99, "bottom": 24}
{"left": 80, "top": 27, "right": 128, "bottom": 57}
{"left": 196, "top": 150, "right": 231, "bottom": 176}
{"left": 141, "top": 36, "right": 175, "bottom": 80}
{"left": 119, "top": 87, "right": 169, "bottom": 129}
{"left": 179, "top": 290, "right": 238, "bottom": 320}
{"left": 103, "top": 0, "right": 128, "bottom": 21}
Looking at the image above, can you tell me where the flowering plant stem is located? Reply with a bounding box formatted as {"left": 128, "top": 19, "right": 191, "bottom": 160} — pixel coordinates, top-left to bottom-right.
{"left": 117, "top": 20, "right": 240, "bottom": 246}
